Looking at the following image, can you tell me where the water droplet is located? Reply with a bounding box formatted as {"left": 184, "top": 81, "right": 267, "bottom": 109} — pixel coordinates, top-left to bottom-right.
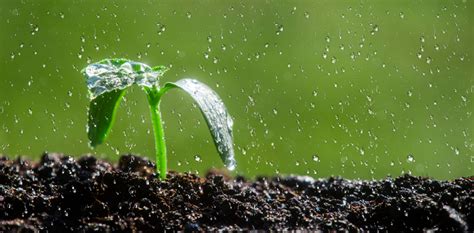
{"left": 194, "top": 154, "right": 201, "bottom": 162}
{"left": 186, "top": 12, "right": 192, "bottom": 19}
{"left": 312, "top": 154, "right": 320, "bottom": 162}
{"left": 370, "top": 24, "right": 379, "bottom": 35}
{"left": 30, "top": 25, "right": 39, "bottom": 35}
{"left": 275, "top": 24, "right": 284, "bottom": 35}
{"left": 156, "top": 23, "right": 166, "bottom": 35}
{"left": 420, "top": 36, "right": 425, "bottom": 43}
{"left": 407, "top": 154, "right": 415, "bottom": 163}
{"left": 426, "top": 57, "right": 432, "bottom": 64}
{"left": 417, "top": 52, "right": 422, "bottom": 59}
{"left": 304, "top": 12, "right": 310, "bottom": 19}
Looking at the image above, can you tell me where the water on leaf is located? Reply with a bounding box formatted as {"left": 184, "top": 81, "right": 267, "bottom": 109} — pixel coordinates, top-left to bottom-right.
{"left": 83, "top": 59, "right": 167, "bottom": 99}
{"left": 168, "top": 79, "right": 236, "bottom": 171}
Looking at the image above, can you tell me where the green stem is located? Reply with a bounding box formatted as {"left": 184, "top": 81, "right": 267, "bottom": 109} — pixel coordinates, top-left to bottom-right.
{"left": 147, "top": 89, "right": 167, "bottom": 180}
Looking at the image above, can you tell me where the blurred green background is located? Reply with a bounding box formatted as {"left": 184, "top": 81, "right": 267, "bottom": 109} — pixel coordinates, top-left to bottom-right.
{"left": 0, "top": 0, "right": 472, "bottom": 179}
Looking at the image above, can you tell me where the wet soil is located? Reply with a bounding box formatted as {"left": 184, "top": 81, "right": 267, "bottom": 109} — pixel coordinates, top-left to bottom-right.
{"left": 0, "top": 153, "right": 472, "bottom": 232}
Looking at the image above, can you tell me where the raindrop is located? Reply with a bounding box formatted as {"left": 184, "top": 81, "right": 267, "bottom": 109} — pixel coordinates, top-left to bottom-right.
{"left": 359, "top": 148, "right": 365, "bottom": 156}
{"left": 426, "top": 57, "right": 432, "bottom": 64}
{"left": 156, "top": 23, "right": 166, "bottom": 35}
{"left": 275, "top": 24, "right": 284, "bottom": 35}
{"left": 186, "top": 12, "right": 192, "bottom": 19}
{"left": 407, "top": 154, "right": 415, "bottom": 163}
{"left": 194, "top": 154, "right": 202, "bottom": 162}
{"left": 30, "top": 25, "right": 39, "bottom": 35}
{"left": 304, "top": 12, "right": 310, "bottom": 19}
{"left": 312, "top": 154, "right": 320, "bottom": 162}
{"left": 399, "top": 12, "right": 405, "bottom": 19}
{"left": 370, "top": 24, "right": 379, "bottom": 35}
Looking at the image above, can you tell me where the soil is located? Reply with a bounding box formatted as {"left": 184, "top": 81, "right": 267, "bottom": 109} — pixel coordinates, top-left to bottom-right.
{"left": 0, "top": 153, "right": 472, "bottom": 232}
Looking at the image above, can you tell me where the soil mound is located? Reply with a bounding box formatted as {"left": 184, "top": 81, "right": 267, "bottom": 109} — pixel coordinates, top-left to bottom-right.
{"left": 0, "top": 153, "right": 472, "bottom": 231}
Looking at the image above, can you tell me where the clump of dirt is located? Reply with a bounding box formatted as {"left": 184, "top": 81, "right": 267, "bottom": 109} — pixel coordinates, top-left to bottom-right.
{"left": 0, "top": 153, "right": 472, "bottom": 231}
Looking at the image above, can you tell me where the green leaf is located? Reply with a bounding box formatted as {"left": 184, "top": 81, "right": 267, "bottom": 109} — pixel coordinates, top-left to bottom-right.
{"left": 87, "top": 89, "right": 126, "bottom": 147}
{"left": 82, "top": 59, "right": 169, "bottom": 147}
{"left": 164, "top": 79, "right": 236, "bottom": 170}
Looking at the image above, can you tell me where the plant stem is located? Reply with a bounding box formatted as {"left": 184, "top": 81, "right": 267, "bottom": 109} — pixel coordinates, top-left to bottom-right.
{"left": 147, "top": 90, "right": 167, "bottom": 180}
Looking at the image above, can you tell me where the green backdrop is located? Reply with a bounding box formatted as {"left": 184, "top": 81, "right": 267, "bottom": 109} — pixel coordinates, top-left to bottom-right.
{"left": 1, "top": 0, "right": 472, "bottom": 179}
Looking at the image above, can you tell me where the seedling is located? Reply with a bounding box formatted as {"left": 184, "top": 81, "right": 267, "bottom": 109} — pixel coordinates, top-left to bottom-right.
{"left": 82, "top": 58, "right": 236, "bottom": 179}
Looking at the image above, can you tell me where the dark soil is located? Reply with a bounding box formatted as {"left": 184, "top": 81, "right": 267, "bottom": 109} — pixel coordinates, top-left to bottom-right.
{"left": 0, "top": 153, "right": 472, "bottom": 232}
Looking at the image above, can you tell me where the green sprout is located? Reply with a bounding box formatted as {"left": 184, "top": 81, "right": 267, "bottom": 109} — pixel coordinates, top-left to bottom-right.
{"left": 82, "top": 58, "right": 236, "bottom": 179}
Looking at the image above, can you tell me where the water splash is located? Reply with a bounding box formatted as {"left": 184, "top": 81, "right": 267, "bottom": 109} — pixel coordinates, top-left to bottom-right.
{"left": 167, "top": 79, "right": 236, "bottom": 170}
{"left": 82, "top": 58, "right": 168, "bottom": 99}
